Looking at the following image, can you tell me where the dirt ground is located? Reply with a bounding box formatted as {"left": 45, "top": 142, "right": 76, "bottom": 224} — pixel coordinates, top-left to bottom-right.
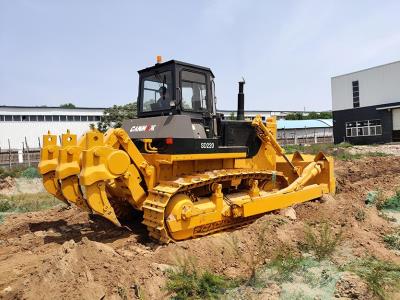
{"left": 1, "top": 148, "right": 400, "bottom": 299}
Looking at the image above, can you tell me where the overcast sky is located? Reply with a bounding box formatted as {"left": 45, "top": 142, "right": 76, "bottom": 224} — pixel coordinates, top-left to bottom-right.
{"left": 1, "top": 0, "right": 400, "bottom": 111}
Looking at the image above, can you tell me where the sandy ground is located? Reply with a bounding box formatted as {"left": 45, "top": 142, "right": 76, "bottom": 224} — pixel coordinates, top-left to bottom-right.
{"left": 347, "top": 143, "right": 400, "bottom": 156}
{"left": 1, "top": 147, "right": 400, "bottom": 299}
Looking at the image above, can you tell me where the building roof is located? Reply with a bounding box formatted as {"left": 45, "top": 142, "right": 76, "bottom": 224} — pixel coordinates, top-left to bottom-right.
{"left": 277, "top": 119, "right": 332, "bottom": 129}
{"left": 0, "top": 105, "right": 106, "bottom": 110}
{"left": 332, "top": 60, "right": 400, "bottom": 79}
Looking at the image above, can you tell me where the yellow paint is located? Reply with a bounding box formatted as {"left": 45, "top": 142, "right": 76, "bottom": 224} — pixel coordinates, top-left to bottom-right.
{"left": 38, "top": 114, "right": 335, "bottom": 242}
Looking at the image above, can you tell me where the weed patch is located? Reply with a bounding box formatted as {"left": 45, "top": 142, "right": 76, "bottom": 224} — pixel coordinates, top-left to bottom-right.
{"left": 380, "top": 190, "right": 400, "bottom": 211}
{"left": 263, "top": 256, "right": 341, "bottom": 300}
{"left": 266, "top": 250, "right": 307, "bottom": 282}
{"left": 365, "top": 190, "right": 385, "bottom": 208}
{"left": 0, "top": 166, "right": 41, "bottom": 179}
{"left": 383, "top": 231, "right": 400, "bottom": 250}
{"left": 302, "top": 222, "right": 342, "bottom": 260}
{"left": 0, "top": 193, "right": 62, "bottom": 213}
{"left": 354, "top": 208, "right": 366, "bottom": 222}
{"left": 344, "top": 257, "right": 400, "bottom": 299}
{"left": 165, "top": 257, "right": 235, "bottom": 300}
{"left": 225, "top": 221, "right": 270, "bottom": 286}
{"left": 365, "top": 151, "right": 391, "bottom": 157}
{"left": 20, "top": 167, "right": 41, "bottom": 179}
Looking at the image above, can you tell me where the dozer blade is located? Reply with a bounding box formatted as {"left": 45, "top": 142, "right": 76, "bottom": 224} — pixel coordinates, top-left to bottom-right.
{"left": 38, "top": 132, "right": 69, "bottom": 205}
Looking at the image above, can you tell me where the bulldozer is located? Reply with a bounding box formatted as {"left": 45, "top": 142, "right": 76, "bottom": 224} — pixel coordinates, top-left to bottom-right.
{"left": 38, "top": 57, "right": 335, "bottom": 243}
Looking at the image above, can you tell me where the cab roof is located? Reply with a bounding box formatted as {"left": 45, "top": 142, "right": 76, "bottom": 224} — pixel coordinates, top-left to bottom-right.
{"left": 137, "top": 60, "right": 215, "bottom": 77}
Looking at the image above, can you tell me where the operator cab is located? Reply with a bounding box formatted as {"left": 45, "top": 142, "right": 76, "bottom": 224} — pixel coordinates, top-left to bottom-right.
{"left": 137, "top": 60, "right": 216, "bottom": 137}
{"left": 123, "top": 59, "right": 260, "bottom": 156}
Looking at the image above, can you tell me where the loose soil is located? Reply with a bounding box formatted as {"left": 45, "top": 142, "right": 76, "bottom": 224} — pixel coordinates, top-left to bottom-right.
{"left": 1, "top": 148, "right": 400, "bottom": 299}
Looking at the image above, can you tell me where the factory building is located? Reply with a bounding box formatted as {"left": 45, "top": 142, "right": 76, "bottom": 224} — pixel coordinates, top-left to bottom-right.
{"left": 331, "top": 60, "right": 400, "bottom": 144}
{"left": 0, "top": 106, "right": 104, "bottom": 150}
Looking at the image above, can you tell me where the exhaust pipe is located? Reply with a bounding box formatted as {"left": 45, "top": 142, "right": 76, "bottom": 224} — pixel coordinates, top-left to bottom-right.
{"left": 237, "top": 79, "right": 245, "bottom": 120}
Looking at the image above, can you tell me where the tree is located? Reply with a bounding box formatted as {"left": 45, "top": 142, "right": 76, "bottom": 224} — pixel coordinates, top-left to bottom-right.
{"left": 60, "top": 103, "right": 76, "bottom": 108}
{"left": 97, "top": 102, "right": 137, "bottom": 132}
{"left": 284, "top": 111, "right": 332, "bottom": 120}
{"left": 285, "top": 112, "right": 304, "bottom": 120}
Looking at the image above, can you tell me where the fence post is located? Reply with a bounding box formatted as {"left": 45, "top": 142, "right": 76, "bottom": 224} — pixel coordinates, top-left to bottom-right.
{"left": 283, "top": 128, "right": 287, "bottom": 145}
{"left": 304, "top": 127, "right": 308, "bottom": 144}
{"left": 25, "top": 136, "right": 31, "bottom": 167}
{"left": 8, "top": 139, "right": 11, "bottom": 168}
{"left": 314, "top": 129, "right": 317, "bottom": 144}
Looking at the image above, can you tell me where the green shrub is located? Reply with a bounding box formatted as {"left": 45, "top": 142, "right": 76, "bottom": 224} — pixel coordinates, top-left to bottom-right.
{"left": 303, "top": 222, "right": 342, "bottom": 260}
{"left": 0, "top": 166, "right": 41, "bottom": 179}
{"left": 365, "top": 190, "right": 385, "bottom": 208}
{"left": 0, "top": 193, "right": 62, "bottom": 212}
{"left": 266, "top": 250, "right": 307, "bottom": 282}
{"left": 380, "top": 190, "right": 400, "bottom": 211}
{"left": 365, "top": 152, "right": 391, "bottom": 157}
{"left": 334, "top": 150, "right": 362, "bottom": 161}
{"left": 165, "top": 258, "right": 235, "bottom": 300}
{"left": 344, "top": 257, "right": 400, "bottom": 299}
{"left": 354, "top": 208, "right": 366, "bottom": 222}
{"left": 383, "top": 232, "right": 400, "bottom": 250}
{"left": 225, "top": 222, "right": 270, "bottom": 286}
{"left": 20, "top": 167, "right": 41, "bottom": 178}
{"left": 0, "top": 198, "right": 13, "bottom": 212}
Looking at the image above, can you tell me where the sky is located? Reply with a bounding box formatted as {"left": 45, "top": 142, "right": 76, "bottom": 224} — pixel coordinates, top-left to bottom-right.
{"left": 1, "top": 0, "right": 400, "bottom": 111}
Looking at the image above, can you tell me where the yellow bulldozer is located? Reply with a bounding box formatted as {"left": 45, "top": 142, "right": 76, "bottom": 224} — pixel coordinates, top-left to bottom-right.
{"left": 38, "top": 58, "right": 335, "bottom": 243}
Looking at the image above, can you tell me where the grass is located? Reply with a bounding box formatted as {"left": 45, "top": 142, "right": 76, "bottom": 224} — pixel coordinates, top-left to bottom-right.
{"left": 365, "top": 190, "right": 386, "bottom": 208}
{"left": 383, "top": 231, "right": 400, "bottom": 250}
{"left": 283, "top": 143, "right": 391, "bottom": 161}
{"left": 165, "top": 257, "right": 236, "bottom": 300}
{"left": 302, "top": 222, "right": 342, "bottom": 260}
{"left": 0, "top": 192, "right": 62, "bottom": 213}
{"left": 380, "top": 190, "right": 400, "bottom": 211}
{"left": 266, "top": 249, "right": 307, "bottom": 282}
{"left": 344, "top": 257, "right": 400, "bottom": 299}
{"left": 225, "top": 221, "right": 270, "bottom": 286}
{"left": 354, "top": 208, "right": 366, "bottom": 222}
{"left": 0, "top": 166, "right": 41, "bottom": 179}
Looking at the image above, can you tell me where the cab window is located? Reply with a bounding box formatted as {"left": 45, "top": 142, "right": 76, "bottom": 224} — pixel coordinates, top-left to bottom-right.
{"left": 141, "top": 71, "right": 172, "bottom": 112}
{"left": 181, "top": 70, "right": 207, "bottom": 112}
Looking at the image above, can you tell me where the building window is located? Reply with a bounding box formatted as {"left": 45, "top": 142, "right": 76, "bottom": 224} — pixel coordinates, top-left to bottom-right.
{"left": 38, "top": 115, "right": 44, "bottom": 121}
{"left": 67, "top": 116, "right": 74, "bottom": 121}
{"left": 352, "top": 81, "right": 360, "bottom": 108}
{"left": 346, "top": 119, "right": 382, "bottom": 137}
{"left": 13, "top": 115, "right": 21, "bottom": 121}
{"left": 88, "top": 116, "right": 94, "bottom": 121}
{"left": 0, "top": 115, "right": 4, "bottom": 121}
{"left": 60, "top": 115, "right": 66, "bottom": 121}
{"left": 29, "top": 115, "right": 37, "bottom": 121}
{"left": 81, "top": 116, "right": 88, "bottom": 121}
{"left": 45, "top": 115, "right": 52, "bottom": 121}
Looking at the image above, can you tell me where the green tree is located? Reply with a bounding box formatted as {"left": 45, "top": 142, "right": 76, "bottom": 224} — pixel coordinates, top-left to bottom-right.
{"left": 318, "top": 111, "right": 332, "bottom": 119}
{"left": 285, "top": 112, "right": 304, "bottom": 120}
{"left": 97, "top": 102, "right": 137, "bottom": 132}
{"left": 60, "top": 103, "right": 76, "bottom": 108}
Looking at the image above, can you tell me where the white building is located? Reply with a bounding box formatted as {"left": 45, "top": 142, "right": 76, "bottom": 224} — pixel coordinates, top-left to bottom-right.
{"left": 0, "top": 106, "right": 104, "bottom": 150}
{"left": 331, "top": 60, "right": 400, "bottom": 144}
